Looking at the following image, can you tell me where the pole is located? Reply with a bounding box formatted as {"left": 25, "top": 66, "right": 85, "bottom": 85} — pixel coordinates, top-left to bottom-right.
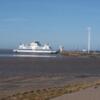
{"left": 88, "top": 27, "right": 91, "bottom": 54}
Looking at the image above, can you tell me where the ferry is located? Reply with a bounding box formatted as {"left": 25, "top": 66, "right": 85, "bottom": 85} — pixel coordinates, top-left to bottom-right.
{"left": 13, "top": 41, "right": 59, "bottom": 54}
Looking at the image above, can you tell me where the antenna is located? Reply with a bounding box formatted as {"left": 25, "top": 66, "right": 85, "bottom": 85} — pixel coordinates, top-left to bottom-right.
{"left": 87, "top": 27, "right": 91, "bottom": 54}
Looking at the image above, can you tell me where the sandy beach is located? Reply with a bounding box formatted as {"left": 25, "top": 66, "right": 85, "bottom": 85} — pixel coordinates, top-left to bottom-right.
{"left": 51, "top": 86, "right": 100, "bottom": 100}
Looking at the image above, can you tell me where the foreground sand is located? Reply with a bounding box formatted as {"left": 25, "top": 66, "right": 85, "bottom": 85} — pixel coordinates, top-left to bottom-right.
{"left": 51, "top": 86, "right": 100, "bottom": 100}
{"left": 1, "top": 79, "right": 100, "bottom": 100}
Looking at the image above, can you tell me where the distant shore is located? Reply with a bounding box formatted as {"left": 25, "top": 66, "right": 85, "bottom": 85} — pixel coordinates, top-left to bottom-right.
{"left": 60, "top": 51, "right": 100, "bottom": 57}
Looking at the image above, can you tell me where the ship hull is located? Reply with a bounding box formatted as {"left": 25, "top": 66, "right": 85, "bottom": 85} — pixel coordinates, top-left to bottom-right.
{"left": 13, "top": 49, "right": 59, "bottom": 54}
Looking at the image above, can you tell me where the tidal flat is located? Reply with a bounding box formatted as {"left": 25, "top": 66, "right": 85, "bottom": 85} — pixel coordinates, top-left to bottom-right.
{"left": 0, "top": 56, "right": 100, "bottom": 99}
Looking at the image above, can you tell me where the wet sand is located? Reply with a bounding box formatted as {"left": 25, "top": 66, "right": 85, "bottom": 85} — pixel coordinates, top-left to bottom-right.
{"left": 0, "top": 56, "right": 100, "bottom": 98}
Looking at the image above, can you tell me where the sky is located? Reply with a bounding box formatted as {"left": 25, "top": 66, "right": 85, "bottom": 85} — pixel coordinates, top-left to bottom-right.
{"left": 0, "top": 0, "right": 100, "bottom": 50}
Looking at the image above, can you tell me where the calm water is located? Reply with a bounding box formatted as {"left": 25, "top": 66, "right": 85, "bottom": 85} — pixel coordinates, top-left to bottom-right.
{"left": 0, "top": 49, "right": 100, "bottom": 78}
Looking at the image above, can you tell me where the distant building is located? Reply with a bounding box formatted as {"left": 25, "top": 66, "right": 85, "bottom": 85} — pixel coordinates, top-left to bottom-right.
{"left": 82, "top": 49, "right": 87, "bottom": 52}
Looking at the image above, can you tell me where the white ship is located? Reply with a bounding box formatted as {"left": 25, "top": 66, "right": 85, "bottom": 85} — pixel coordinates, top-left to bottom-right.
{"left": 13, "top": 41, "right": 59, "bottom": 54}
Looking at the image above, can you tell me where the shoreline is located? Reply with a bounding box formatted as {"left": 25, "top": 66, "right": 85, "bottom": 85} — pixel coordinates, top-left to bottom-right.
{"left": 51, "top": 83, "right": 100, "bottom": 100}
{"left": 1, "top": 78, "right": 100, "bottom": 100}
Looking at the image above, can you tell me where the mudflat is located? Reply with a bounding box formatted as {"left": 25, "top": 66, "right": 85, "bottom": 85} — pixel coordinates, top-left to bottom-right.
{"left": 0, "top": 56, "right": 100, "bottom": 98}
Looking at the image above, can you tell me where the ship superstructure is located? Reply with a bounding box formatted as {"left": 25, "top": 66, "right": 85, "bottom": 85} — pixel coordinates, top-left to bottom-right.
{"left": 13, "top": 41, "right": 58, "bottom": 54}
